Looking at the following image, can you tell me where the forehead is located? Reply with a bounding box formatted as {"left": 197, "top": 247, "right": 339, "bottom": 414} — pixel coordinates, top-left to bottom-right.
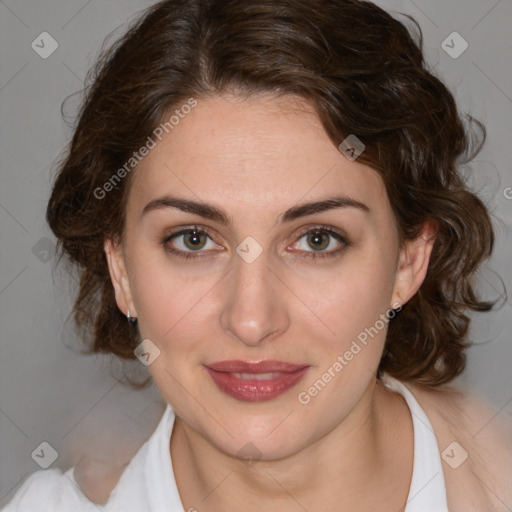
{"left": 128, "top": 94, "right": 389, "bottom": 220}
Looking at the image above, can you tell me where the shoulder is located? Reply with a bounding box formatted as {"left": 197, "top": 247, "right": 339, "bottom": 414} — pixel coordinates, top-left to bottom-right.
{"left": 3, "top": 455, "right": 144, "bottom": 511}
{"left": 406, "top": 380, "right": 512, "bottom": 512}
{"left": 2, "top": 467, "right": 99, "bottom": 512}
{"left": 3, "top": 405, "right": 167, "bottom": 511}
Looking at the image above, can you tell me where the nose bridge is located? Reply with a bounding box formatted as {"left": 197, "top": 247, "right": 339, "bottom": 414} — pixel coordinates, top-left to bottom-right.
{"left": 219, "top": 248, "right": 289, "bottom": 346}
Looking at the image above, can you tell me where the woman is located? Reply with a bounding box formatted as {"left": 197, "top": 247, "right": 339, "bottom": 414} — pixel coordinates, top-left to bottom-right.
{"left": 3, "top": 0, "right": 511, "bottom": 511}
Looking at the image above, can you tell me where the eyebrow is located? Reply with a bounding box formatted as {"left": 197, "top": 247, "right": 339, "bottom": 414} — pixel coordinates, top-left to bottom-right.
{"left": 141, "top": 194, "right": 370, "bottom": 225}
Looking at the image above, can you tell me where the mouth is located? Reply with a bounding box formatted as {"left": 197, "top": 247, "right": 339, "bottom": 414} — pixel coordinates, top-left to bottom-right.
{"left": 204, "top": 360, "right": 310, "bottom": 402}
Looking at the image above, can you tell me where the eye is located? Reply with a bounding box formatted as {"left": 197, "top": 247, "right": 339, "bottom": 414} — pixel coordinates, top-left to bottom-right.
{"left": 161, "top": 224, "right": 349, "bottom": 261}
{"left": 161, "top": 226, "right": 220, "bottom": 260}
{"left": 289, "top": 225, "right": 349, "bottom": 259}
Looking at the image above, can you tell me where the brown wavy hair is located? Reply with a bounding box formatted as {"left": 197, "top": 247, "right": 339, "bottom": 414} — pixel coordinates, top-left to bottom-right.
{"left": 46, "top": 0, "right": 498, "bottom": 388}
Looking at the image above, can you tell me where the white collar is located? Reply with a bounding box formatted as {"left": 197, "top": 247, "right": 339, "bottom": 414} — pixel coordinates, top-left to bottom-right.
{"left": 381, "top": 374, "right": 449, "bottom": 512}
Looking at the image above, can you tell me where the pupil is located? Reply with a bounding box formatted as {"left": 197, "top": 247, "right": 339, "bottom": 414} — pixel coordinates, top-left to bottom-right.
{"left": 309, "top": 231, "right": 328, "bottom": 251}
{"left": 186, "top": 230, "right": 204, "bottom": 249}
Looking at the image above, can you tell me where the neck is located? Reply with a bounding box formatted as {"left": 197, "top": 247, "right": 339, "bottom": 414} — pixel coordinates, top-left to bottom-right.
{"left": 170, "top": 378, "right": 413, "bottom": 512}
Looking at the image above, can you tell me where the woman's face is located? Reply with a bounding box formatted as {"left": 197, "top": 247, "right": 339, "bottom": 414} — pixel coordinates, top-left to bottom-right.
{"left": 106, "top": 93, "right": 429, "bottom": 460}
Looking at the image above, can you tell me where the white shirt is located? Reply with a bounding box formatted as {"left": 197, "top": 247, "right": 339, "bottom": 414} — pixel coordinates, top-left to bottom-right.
{"left": 2, "top": 375, "right": 449, "bottom": 512}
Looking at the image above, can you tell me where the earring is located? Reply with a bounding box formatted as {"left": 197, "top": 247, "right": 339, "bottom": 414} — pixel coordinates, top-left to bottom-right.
{"left": 126, "top": 308, "right": 137, "bottom": 324}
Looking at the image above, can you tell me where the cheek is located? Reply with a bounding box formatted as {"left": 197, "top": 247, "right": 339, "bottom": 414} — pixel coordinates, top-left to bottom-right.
{"left": 128, "top": 247, "right": 221, "bottom": 357}
{"left": 133, "top": 272, "right": 203, "bottom": 341}
{"left": 293, "top": 254, "right": 396, "bottom": 418}
{"left": 130, "top": 260, "right": 213, "bottom": 409}
{"left": 297, "top": 247, "right": 397, "bottom": 351}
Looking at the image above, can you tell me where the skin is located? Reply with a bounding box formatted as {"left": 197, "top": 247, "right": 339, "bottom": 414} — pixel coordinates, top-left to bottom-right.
{"left": 103, "top": 92, "right": 441, "bottom": 511}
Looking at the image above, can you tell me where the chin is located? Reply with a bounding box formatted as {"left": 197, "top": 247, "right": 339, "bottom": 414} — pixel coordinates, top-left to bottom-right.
{"left": 205, "top": 411, "right": 309, "bottom": 462}
{"left": 223, "top": 433, "right": 304, "bottom": 463}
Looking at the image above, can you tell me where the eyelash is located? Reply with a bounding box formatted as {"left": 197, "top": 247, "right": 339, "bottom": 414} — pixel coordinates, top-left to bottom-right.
{"left": 160, "top": 224, "right": 349, "bottom": 261}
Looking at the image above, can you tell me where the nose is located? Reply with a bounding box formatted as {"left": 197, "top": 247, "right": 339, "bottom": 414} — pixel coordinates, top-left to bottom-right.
{"left": 219, "top": 249, "right": 290, "bottom": 348}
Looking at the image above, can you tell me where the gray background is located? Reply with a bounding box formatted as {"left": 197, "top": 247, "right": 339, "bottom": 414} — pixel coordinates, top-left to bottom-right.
{"left": 1, "top": 0, "right": 511, "bottom": 506}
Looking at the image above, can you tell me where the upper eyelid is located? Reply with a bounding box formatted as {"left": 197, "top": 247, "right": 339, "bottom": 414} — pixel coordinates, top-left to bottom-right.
{"left": 293, "top": 224, "right": 345, "bottom": 238}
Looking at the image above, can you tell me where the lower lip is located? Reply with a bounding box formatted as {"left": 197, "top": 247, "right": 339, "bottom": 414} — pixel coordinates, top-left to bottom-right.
{"left": 204, "top": 366, "right": 310, "bottom": 402}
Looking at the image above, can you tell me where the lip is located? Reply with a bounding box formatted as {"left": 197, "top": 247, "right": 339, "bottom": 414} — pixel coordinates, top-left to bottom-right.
{"left": 204, "top": 360, "right": 310, "bottom": 402}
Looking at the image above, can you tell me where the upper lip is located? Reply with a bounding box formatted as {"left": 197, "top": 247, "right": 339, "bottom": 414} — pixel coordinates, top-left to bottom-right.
{"left": 205, "top": 360, "right": 309, "bottom": 373}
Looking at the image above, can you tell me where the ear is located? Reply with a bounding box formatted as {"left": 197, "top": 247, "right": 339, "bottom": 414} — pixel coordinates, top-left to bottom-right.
{"left": 104, "top": 238, "right": 137, "bottom": 318}
{"left": 391, "top": 221, "right": 437, "bottom": 308}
